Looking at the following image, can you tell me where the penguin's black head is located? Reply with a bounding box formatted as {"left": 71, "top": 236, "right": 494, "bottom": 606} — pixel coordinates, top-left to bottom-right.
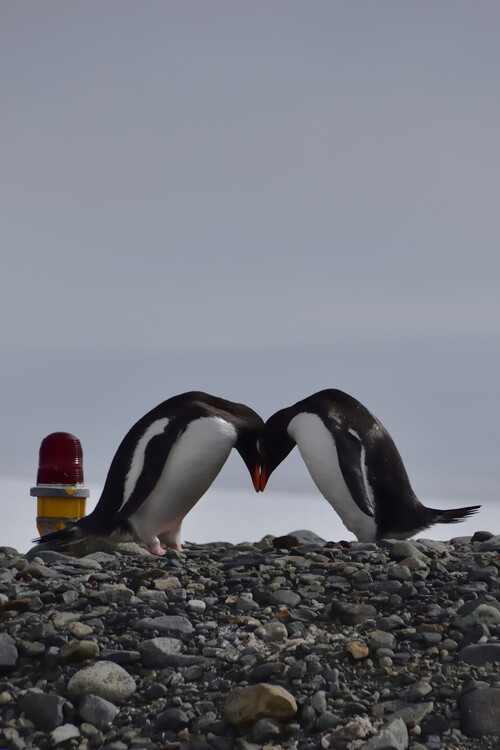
{"left": 235, "top": 427, "right": 264, "bottom": 492}
{"left": 258, "top": 408, "right": 296, "bottom": 491}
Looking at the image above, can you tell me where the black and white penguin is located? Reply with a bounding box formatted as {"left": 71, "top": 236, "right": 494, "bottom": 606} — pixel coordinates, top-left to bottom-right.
{"left": 35, "top": 392, "right": 263, "bottom": 555}
{"left": 258, "top": 389, "right": 480, "bottom": 541}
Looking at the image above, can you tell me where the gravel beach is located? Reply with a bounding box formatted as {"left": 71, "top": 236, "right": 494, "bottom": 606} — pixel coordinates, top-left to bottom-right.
{"left": 1, "top": 530, "right": 500, "bottom": 750}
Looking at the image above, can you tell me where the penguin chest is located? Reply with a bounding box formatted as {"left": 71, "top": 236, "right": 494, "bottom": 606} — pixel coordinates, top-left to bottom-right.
{"left": 288, "top": 412, "right": 377, "bottom": 541}
{"left": 128, "top": 416, "right": 237, "bottom": 532}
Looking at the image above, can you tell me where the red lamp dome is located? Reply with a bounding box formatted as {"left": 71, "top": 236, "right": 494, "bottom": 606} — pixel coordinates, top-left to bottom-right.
{"left": 36, "top": 432, "right": 84, "bottom": 485}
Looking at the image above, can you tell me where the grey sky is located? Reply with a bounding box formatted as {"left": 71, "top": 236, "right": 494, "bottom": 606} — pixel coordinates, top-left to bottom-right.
{"left": 1, "top": 3, "right": 499, "bottom": 520}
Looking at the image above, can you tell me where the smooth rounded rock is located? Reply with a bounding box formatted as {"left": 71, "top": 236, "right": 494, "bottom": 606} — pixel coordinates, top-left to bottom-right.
{"left": 137, "top": 637, "right": 182, "bottom": 668}
{"left": 362, "top": 716, "right": 409, "bottom": 749}
{"left": 254, "top": 621, "right": 288, "bottom": 643}
{"left": 460, "top": 687, "right": 500, "bottom": 737}
{"left": 59, "top": 639, "right": 99, "bottom": 665}
{"left": 225, "top": 683, "right": 297, "bottom": 727}
{"left": 0, "top": 634, "right": 18, "bottom": 675}
{"left": 269, "top": 589, "right": 301, "bottom": 608}
{"left": 67, "top": 660, "right": 136, "bottom": 703}
{"left": 19, "top": 690, "right": 65, "bottom": 731}
{"left": 50, "top": 724, "right": 81, "bottom": 745}
{"left": 459, "top": 644, "right": 500, "bottom": 666}
{"left": 78, "top": 693, "right": 119, "bottom": 729}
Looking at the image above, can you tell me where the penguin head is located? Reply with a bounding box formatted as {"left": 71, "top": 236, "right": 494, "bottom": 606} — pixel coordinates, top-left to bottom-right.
{"left": 235, "top": 428, "right": 264, "bottom": 492}
{"left": 258, "top": 408, "right": 296, "bottom": 491}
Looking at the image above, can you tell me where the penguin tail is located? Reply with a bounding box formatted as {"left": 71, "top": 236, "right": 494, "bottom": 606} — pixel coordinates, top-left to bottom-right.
{"left": 432, "top": 504, "right": 481, "bottom": 525}
{"left": 32, "top": 520, "right": 89, "bottom": 550}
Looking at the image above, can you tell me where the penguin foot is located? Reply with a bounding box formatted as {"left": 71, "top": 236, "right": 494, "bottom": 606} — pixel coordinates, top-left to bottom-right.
{"left": 165, "top": 541, "right": 183, "bottom": 551}
{"left": 147, "top": 540, "right": 167, "bottom": 555}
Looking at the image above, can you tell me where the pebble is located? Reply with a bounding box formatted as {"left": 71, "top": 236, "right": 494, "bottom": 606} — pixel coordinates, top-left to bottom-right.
{"left": 59, "top": 639, "right": 99, "bottom": 665}
{"left": 1, "top": 532, "right": 500, "bottom": 749}
{"left": 50, "top": 724, "right": 81, "bottom": 745}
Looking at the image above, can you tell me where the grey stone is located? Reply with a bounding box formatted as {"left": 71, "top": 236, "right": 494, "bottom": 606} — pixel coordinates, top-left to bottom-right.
{"left": 98, "top": 648, "right": 141, "bottom": 664}
{"left": 236, "top": 595, "right": 260, "bottom": 613}
{"left": 453, "top": 603, "right": 500, "bottom": 632}
{"left": 449, "top": 536, "right": 473, "bottom": 545}
{"left": 183, "top": 664, "right": 203, "bottom": 680}
{"left": 0, "top": 727, "right": 25, "bottom": 750}
{"left": 369, "top": 631, "right": 396, "bottom": 651}
{"left": 388, "top": 565, "right": 412, "bottom": 581}
{"left": 98, "top": 584, "right": 135, "bottom": 603}
{"left": 310, "top": 690, "right": 327, "bottom": 714}
{"left": 251, "top": 717, "right": 282, "bottom": 742}
{"left": 273, "top": 530, "right": 326, "bottom": 549}
{"left": 67, "top": 660, "right": 137, "bottom": 703}
{"left": 416, "top": 539, "right": 449, "bottom": 554}
{"left": 19, "top": 689, "right": 65, "bottom": 731}
{"left": 50, "top": 724, "right": 80, "bottom": 745}
{"left": 383, "top": 701, "right": 434, "bottom": 727}
{"left": 458, "top": 623, "right": 489, "bottom": 648}
{"left": 460, "top": 687, "right": 500, "bottom": 736}
{"left": 59, "top": 639, "right": 99, "bottom": 665}
{"left": 330, "top": 601, "right": 378, "bottom": 625}
{"left": 362, "top": 717, "right": 409, "bottom": 750}
{"left": 421, "top": 632, "right": 442, "bottom": 647}
{"left": 78, "top": 693, "right": 119, "bottom": 729}
{"left": 135, "top": 614, "right": 194, "bottom": 634}
{"left": 421, "top": 715, "right": 449, "bottom": 735}
{"left": 375, "top": 615, "right": 405, "bottom": 631}
{"left": 471, "top": 530, "right": 494, "bottom": 542}
{"left": 137, "top": 637, "right": 182, "bottom": 667}
{"left": 408, "top": 681, "right": 432, "bottom": 701}
{"left": 390, "top": 541, "right": 427, "bottom": 561}
{"left": 478, "top": 535, "right": 500, "bottom": 551}
{"left": 0, "top": 633, "right": 18, "bottom": 675}
{"left": 254, "top": 621, "right": 288, "bottom": 643}
{"left": 155, "top": 707, "right": 190, "bottom": 732}
{"left": 269, "top": 589, "right": 301, "bottom": 608}
{"left": 154, "top": 653, "right": 214, "bottom": 668}
{"left": 459, "top": 643, "right": 500, "bottom": 666}
{"left": 315, "top": 711, "right": 342, "bottom": 731}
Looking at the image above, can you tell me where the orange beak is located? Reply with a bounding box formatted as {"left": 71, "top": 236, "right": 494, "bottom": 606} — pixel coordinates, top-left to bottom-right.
{"left": 252, "top": 464, "right": 261, "bottom": 492}
{"left": 259, "top": 465, "right": 268, "bottom": 492}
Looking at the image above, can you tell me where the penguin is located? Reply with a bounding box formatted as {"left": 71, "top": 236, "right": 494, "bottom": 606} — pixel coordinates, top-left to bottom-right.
{"left": 35, "top": 392, "right": 263, "bottom": 555}
{"left": 257, "top": 389, "right": 480, "bottom": 541}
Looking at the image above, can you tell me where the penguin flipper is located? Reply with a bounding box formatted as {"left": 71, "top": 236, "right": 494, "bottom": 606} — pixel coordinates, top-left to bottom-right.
{"left": 115, "top": 419, "right": 186, "bottom": 520}
{"left": 333, "top": 427, "right": 376, "bottom": 518}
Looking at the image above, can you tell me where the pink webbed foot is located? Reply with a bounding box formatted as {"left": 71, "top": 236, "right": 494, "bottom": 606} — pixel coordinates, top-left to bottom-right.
{"left": 147, "top": 540, "right": 167, "bottom": 555}
{"left": 164, "top": 540, "right": 182, "bottom": 551}
{"left": 159, "top": 529, "right": 182, "bottom": 551}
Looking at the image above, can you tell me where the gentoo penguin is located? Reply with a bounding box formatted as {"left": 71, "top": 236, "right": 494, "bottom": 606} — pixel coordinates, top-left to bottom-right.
{"left": 35, "top": 392, "right": 263, "bottom": 555}
{"left": 258, "top": 389, "right": 480, "bottom": 541}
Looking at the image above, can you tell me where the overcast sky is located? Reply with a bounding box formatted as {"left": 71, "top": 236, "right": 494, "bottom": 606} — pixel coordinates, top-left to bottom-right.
{"left": 1, "top": 3, "right": 499, "bottom": 541}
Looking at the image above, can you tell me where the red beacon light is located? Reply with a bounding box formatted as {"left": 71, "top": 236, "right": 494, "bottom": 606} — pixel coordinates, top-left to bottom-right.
{"left": 31, "top": 432, "right": 89, "bottom": 537}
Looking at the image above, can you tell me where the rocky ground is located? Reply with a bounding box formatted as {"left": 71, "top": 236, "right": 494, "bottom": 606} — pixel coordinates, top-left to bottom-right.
{"left": 1, "top": 530, "right": 500, "bottom": 750}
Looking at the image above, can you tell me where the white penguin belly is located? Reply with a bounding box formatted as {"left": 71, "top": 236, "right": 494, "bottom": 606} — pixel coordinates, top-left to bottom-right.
{"left": 288, "top": 412, "right": 377, "bottom": 541}
{"left": 129, "top": 416, "right": 237, "bottom": 542}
